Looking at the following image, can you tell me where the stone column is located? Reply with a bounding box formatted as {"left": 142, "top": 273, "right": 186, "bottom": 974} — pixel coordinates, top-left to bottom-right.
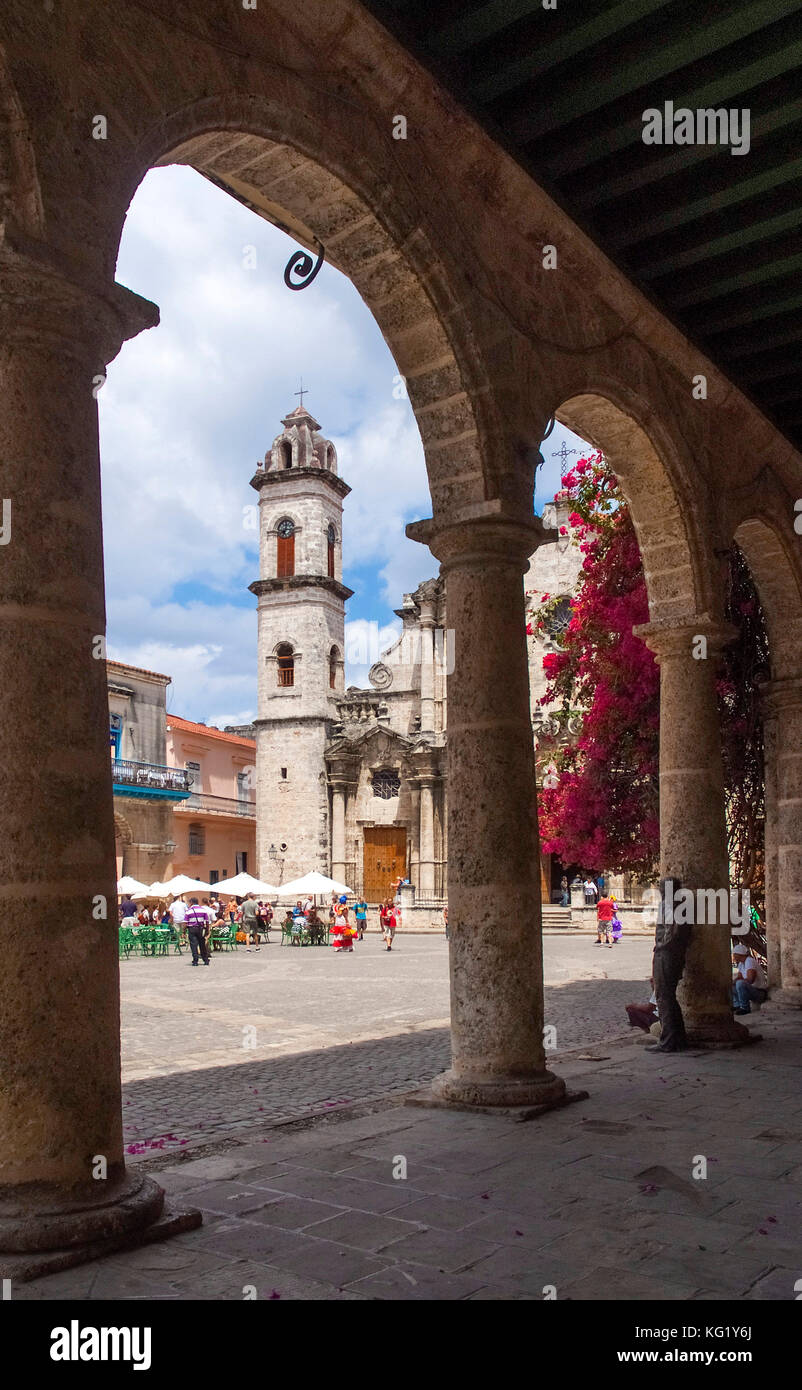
{"left": 762, "top": 678, "right": 802, "bottom": 1006}
{"left": 637, "top": 620, "right": 749, "bottom": 1047}
{"left": 419, "top": 598, "right": 436, "bottom": 732}
{"left": 0, "top": 252, "right": 170, "bottom": 1258}
{"left": 330, "top": 781, "right": 347, "bottom": 885}
{"left": 418, "top": 777, "right": 436, "bottom": 897}
{"left": 761, "top": 689, "right": 781, "bottom": 990}
{"left": 408, "top": 509, "right": 565, "bottom": 1108}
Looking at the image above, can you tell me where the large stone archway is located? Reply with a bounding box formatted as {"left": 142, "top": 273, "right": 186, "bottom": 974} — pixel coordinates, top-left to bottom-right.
{"left": 544, "top": 390, "right": 746, "bottom": 1047}
{"left": 732, "top": 513, "right": 802, "bottom": 1006}
{"left": 1, "top": 0, "right": 800, "bottom": 1272}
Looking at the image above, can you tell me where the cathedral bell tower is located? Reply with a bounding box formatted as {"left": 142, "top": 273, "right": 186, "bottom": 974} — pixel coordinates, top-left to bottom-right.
{"left": 249, "top": 396, "right": 352, "bottom": 882}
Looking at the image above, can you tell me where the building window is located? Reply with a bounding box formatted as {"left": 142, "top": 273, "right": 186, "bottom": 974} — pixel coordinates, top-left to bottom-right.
{"left": 236, "top": 771, "right": 249, "bottom": 803}
{"left": 280, "top": 439, "right": 292, "bottom": 470}
{"left": 109, "top": 714, "right": 122, "bottom": 758}
{"left": 277, "top": 644, "right": 295, "bottom": 688}
{"left": 327, "top": 523, "right": 336, "bottom": 578}
{"left": 372, "top": 769, "right": 400, "bottom": 799}
{"left": 277, "top": 518, "right": 295, "bottom": 577}
{"left": 236, "top": 851, "right": 248, "bottom": 874}
{"left": 185, "top": 760, "right": 201, "bottom": 790}
{"left": 188, "top": 824, "right": 205, "bottom": 856}
{"left": 209, "top": 869, "right": 219, "bottom": 885}
{"left": 543, "top": 596, "right": 574, "bottom": 640}
{"left": 280, "top": 767, "right": 287, "bottom": 780}
{"left": 329, "top": 645, "right": 339, "bottom": 690}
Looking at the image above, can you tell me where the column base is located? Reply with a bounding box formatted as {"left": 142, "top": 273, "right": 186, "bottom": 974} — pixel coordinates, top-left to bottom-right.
{"left": 0, "top": 1170, "right": 167, "bottom": 1254}
{"left": 766, "top": 988, "right": 802, "bottom": 1009}
{"left": 428, "top": 1067, "right": 569, "bottom": 1111}
{"left": 0, "top": 1201, "right": 202, "bottom": 1284}
{"left": 684, "top": 1015, "right": 755, "bottom": 1049}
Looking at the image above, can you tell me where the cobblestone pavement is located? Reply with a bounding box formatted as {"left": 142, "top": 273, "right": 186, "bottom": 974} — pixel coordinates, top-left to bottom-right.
{"left": 16, "top": 1006, "right": 801, "bottom": 1301}
{"left": 120, "top": 933, "right": 654, "bottom": 1159}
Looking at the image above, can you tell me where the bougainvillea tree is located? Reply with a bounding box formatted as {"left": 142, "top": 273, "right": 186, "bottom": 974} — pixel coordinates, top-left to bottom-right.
{"left": 529, "top": 452, "right": 768, "bottom": 906}
{"left": 528, "top": 452, "right": 659, "bottom": 876}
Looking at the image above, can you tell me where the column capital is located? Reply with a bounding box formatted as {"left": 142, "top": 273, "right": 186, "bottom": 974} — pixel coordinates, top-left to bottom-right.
{"left": 759, "top": 675, "right": 802, "bottom": 716}
{"left": 0, "top": 237, "right": 158, "bottom": 366}
{"left": 634, "top": 617, "right": 737, "bottom": 661}
{"left": 407, "top": 503, "right": 548, "bottom": 572}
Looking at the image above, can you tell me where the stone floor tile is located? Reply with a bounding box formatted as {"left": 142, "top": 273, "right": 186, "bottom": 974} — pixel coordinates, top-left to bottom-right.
{"left": 265, "top": 1237, "right": 393, "bottom": 1287}
{"left": 178, "top": 1179, "right": 284, "bottom": 1216}
{"left": 393, "top": 1194, "right": 492, "bottom": 1231}
{"left": 743, "top": 1266, "right": 801, "bottom": 1300}
{"left": 349, "top": 1262, "right": 487, "bottom": 1300}
{"left": 243, "top": 1195, "right": 349, "bottom": 1230}
{"left": 559, "top": 1266, "right": 700, "bottom": 1301}
{"left": 187, "top": 1219, "right": 316, "bottom": 1262}
{"left": 381, "top": 1226, "right": 500, "bottom": 1272}
{"left": 625, "top": 1211, "right": 740, "bottom": 1253}
{"left": 300, "top": 1209, "right": 420, "bottom": 1251}
{"left": 637, "top": 1247, "right": 775, "bottom": 1295}
{"left": 166, "top": 1258, "right": 368, "bottom": 1301}
{"left": 461, "top": 1210, "right": 580, "bottom": 1248}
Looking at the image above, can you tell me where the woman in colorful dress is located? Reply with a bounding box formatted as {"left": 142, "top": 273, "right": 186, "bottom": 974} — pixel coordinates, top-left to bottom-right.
{"left": 332, "top": 900, "right": 353, "bottom": 952}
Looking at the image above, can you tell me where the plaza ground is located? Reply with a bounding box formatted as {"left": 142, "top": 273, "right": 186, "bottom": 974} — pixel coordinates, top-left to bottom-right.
{"left": 120, "top": 932, "right": 655, "bottom": 1154}
{"left": 13, "top": 935, "right": 802, "bottom": 1301}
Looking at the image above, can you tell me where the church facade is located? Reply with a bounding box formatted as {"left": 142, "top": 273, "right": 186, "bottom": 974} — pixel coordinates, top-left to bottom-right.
{"left": 249, "top": 401, "right": 583, "bottom": 902}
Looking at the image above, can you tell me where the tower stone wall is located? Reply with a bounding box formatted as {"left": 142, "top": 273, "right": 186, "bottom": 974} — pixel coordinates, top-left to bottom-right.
{"left": 250, "top": 403, "right": 352, "bottom": 883}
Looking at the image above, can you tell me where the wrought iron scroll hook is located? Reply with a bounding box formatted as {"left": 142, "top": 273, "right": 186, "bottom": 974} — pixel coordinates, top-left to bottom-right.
{"left": 283, "top": 243, "right": 326, "bottom": 291}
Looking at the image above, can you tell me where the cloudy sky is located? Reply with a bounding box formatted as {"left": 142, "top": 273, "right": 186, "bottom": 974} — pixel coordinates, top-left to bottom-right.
{"left": 101, "top": 166, "right": 589, "bottom": 726}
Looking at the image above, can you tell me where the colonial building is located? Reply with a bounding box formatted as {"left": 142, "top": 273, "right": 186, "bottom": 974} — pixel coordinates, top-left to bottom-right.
{"left": 250, "top": 401, "right": 584, "bottom": 902}
{"left": 165, "top": 716, "right": 256, "bottom": 887}
{"left": 108, "top": 660, "right": 190, "bottom": 883}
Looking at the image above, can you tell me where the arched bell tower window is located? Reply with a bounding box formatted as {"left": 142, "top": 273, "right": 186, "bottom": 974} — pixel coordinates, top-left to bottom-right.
{"left": 276, "top": 518, "right": 295, "bottom": 577}
{"left": 277, "top": 644, "right": 295, "bottom": 688}
{"left": 280, "top": 439, "right": 292, "bottom": 470}
{"left": 327, "top": 523, "right": 336, "bottom": 579}
{"left": 329, "top": 645, "right": 339, "bottom": 690}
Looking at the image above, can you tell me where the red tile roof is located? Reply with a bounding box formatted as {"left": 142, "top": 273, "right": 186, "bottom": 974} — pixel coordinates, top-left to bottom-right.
{"left": 166, "top": 714, "right": 255, "bottom": 748}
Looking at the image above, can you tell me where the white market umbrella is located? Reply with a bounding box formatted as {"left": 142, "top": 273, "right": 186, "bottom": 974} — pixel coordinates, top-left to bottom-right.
{"left": 117, "top": 876, "right": 148, "bottom": 896}
{"left": 133, "top": 880, "right": 171, "bottom": 900}
{"left": 161, "top": 874, "right": 214, "bottom": 897}
{"left": 277, "top": 871, "right": 353, "bottom": 901}
{"left": 213, "top": 872, "right": 279, "bottom": 897}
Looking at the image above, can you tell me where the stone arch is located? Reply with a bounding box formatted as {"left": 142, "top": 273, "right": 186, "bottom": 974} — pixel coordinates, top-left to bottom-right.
{"left": 553, "top": 390, "right": 716, "bottom": 626}
{"left": 730, "top": 515, "right": 802, "bottom": 684}
{"left": 119, "top": 94, "right": 504, "bottom": 516}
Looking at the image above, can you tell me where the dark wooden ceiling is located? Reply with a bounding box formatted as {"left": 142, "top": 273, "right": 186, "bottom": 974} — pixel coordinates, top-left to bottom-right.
{"left": 360, "top": 0, "right": 802, "bottom": 451}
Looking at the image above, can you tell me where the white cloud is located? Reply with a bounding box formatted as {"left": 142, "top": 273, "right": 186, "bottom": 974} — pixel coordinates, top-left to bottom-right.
{"left": 102, "top": 166, "right": 585, "bottom": 722}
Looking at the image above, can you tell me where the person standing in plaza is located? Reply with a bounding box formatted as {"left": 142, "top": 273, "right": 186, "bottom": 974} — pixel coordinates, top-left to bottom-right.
{"left": 595, "top": 892, "right": 616, "bottom": 946}
{"left": 332, "top": 899, "right": 353, "bottom": 953}
{"left": 443, "top": 904, "right": 449, "bottom": 941}
{"left": 257, "top": 900, "right": 273, "bottom": 941}
{"left": 241, "top": 892, "right": 261, "bottom": 952}
{"left": 185, "top": 898, "right": 211, "bottom": 966}
{"left": 354, "top": 897, "right": 368, "bottom": 940}
{"left": 119, "top": 896, "right": 138, "bottom": 929}
{"left": 583, "top": 875, "right": 599, "bottom": 905}
{"left": 383, "top": 900, "right": 398, "bottom": 951}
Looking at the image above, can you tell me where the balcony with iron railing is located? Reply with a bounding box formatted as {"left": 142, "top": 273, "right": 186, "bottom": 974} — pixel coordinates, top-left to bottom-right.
{"left": 175, "top": 791, "right": 257, "bottom": 819}
{"left": 112, "top": 758, "right": 192, "bottom": 801}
